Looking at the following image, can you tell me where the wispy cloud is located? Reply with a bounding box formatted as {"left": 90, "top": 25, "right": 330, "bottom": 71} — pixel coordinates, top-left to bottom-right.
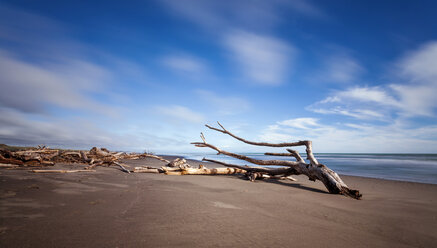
{"left": 307, "top": 86, "right": 398, "bottom": 120}
{"left": 278, "top": 118, "right": 320, "bottom": 129}
{"left": 398, "top": 41, "right": 437, "bottom": 83}
{"left": 159, "top": 0, "right": 324, "bottom": 32}
{"left": 0, "top": 108, "right": 129, "bottom": 150}
{"left": 308, "top": 41, "right": 437, "bottom": 119}
{"left": 391, "top": 41, "right": 437, "bottom": 117}
{"left": 195, "top": 89, "right": 250, "bottom": 115}
{"left": 154, "top": 105, "right": 205, "bottom": 123}
{"left": 320, "top": 55, "right": 363, "bottom": 83}
{"left": 311, "top": 107, "right": 384, "bottom": 120}
{"left": 0, "top": 50, "right": 115, "bottom": 116}
{"left": 161, "top": 54, "right": 208, "bottom": 75}
{"left": 305, "top": 47, "right": 364, "bottom": 85}
{"left": 159, "top": 1, "right": 308, "bottom": 86}
{"left": 259, "top": 117, "right": 437, "bottom": 153}
{"left": 0, "top": 107, "right": 193, "bottom": 152}
{"left": 256, "top": 124, "right": 292, "bottom": 144}
{"left": 224, "top": 30, "right": 294, "bottom": 85}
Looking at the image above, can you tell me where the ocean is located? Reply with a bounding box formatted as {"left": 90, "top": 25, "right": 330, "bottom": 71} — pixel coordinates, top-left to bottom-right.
{"left": 171, "top": 153, "right": 437, "bottom": 185}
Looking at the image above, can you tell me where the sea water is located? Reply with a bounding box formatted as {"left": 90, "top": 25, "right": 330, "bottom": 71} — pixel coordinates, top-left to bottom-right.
{"left": 171, "top": 153, "right": 437, "bottom": 184}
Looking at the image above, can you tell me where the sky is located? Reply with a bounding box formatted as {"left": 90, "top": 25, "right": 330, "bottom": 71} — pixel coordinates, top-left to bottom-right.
{"left": 0, "top": 0, "right": 437, "bottom": 154}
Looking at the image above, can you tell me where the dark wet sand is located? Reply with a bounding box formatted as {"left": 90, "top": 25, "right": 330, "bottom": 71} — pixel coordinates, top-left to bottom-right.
{"left": 1, "top": 157, "right": 437, "bottom": 247}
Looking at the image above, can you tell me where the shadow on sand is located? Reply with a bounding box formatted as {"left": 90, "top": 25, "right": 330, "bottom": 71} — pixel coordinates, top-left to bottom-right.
{"left": 227, "top": 174, "right": 329, "bottom": 195}
{"left": 266, "top": 179, "right": 329, "bottom": 194}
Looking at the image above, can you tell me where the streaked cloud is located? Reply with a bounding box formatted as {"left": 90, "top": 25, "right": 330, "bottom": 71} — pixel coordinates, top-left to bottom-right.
{"left": 0, "top": 50, "right": 114, "bottom": 116}
{"left": 159, "top": 1, "right": 302, "bottom": 86}
{"left": 278, "top": 118, "right": 320, "bottom": 129}
{"left": 224, "top": 30, "right": 294, "bottom": 85}
{"left": 398, "top": 41, "right": 437, "bottom": 83}
{"left": 0, "top": 108, "right": 126, "bottom": 150}
{"left": 159, "top": 0, "right": 324, "bottom": 31}
{"left": 195, "top": 89, "right": 250, "bottom": 115}
{"left": 321, "top": 55, "right": 363, "bottom": 83}
{"left": 307, "top": 86, "right": 396, "bottom": 120}
{"left": 155, "top": 105, "right": 205, "bottom": 123}
{"left": 391, "top": 41, "right": 437, "bottom": 117}
{"left": 308, "top": 41, "right": 437, "bottom": 119}
{"left": 311, "top": 107, "right": 384, "bottom": 120}
{"left": 162, "top": 54, "right": 207, "bottom": 75}
{"left": 259, "top": 117, "right": 437, "bottom": 153}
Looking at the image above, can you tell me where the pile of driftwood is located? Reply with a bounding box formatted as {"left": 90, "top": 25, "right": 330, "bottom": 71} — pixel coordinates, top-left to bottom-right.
{"left": 0, "top": 145, "right": 299, "bottom": 181}
{"left": 0, "top": 146, "right": 191, "bottom": 174}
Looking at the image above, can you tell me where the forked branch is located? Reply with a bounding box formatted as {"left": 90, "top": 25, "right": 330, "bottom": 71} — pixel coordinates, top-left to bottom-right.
{"left": 265, "top": 149, "right": 304, "bottom": 162}
{"left": 205, "top": 122, "right": 318, "bottom": 165}
{"left": 191, "top": 138, "right": 300, "bottom": 167}
{"left": 206, "top": 122, "right": 307, "bottom": 148}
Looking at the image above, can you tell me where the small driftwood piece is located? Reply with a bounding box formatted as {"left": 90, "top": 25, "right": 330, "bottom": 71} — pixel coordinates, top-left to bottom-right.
{"left": 167, "top": 158, "right": 190, "bottom": 168}
{"left": 133, "top": 167, "right": 162, "bottom": 173}
{"left": 160, "top": 166, "right": 182, "bottom": 172}
{"left": 0, "top": 163, "right": 20, "bottom": 168}
{"left": 192, "top": 122, "right": 362, "bottom": 199}
{"left": 112, "top": 161, "right": 131, "bottom": 173}
{"left": 31, "top": 169, "right": 96, "bottom": 173}
{"left": 0, "top": 154, "right": 24, "bottom": 165}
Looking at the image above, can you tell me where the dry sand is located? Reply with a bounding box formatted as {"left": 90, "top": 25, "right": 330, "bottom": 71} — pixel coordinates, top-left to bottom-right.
{"left": 1, "top": 157, "right": 437, "bottom": 247}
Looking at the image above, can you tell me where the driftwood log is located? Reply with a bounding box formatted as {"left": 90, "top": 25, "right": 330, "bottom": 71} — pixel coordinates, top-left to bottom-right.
{"left": 202, "top": 158, "right": 297, "bottom": 181}
{"left": 192, "top": 122, "right": 362, "bottom": 199}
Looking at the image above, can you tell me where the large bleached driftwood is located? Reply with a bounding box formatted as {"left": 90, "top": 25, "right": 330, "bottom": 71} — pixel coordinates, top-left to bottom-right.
{"left": 166, "top": 166, "right": 246, "bottom": 176}
{"left": 202, "top": 158, "right": 296, "bottom": 181}
{"left": 192, "top": 122, "right": 362, "bottom": 199}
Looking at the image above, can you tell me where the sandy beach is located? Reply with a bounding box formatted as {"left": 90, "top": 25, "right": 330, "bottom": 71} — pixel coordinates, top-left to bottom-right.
{"left": 1, "top": 157, "right": 437, "bottom": 247}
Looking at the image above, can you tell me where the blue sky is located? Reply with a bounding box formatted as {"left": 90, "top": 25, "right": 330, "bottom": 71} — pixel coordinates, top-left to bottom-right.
{"left": 1, "top": 0, "right": 437, "bottom": 153}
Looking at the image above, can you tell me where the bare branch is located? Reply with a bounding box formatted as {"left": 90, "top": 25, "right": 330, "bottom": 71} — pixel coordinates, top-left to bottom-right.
{"left": 286, "top": 149, "right": 304, "bottom": 162}
{"left": 191, "top": 141, "right": 300, "bottom": 167}
{"left": 205, "top": 122, "right": 308, "bottom": 148}
{"left": 304, "top": 141, "right": 318, "bottom": 165}
{"left": 139, "top": 154, "right": 170, "bottom": 164}
{"left": 264, "top": 152, "right": 293, "bottom": 157}
{"left": 200, "top": 132, "right": 206, "bottom": 143}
